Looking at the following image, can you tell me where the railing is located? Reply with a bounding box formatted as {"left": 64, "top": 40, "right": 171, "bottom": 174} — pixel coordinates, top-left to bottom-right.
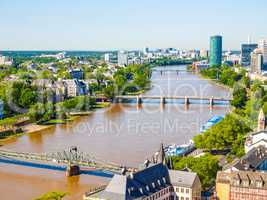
{"left": 0, "top": 149, "right": 126, "bottom": 174}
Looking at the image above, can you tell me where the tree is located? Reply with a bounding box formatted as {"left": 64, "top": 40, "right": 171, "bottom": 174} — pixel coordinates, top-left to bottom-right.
{"left": 114, "top": 74, "right": 127, "bottom": 90}
{"left": 34, "top": 191, "right": 66, "bottom": 200}
{"left": 11, "top": 81, "right": 38, "bottom": 109}
{"left": 40, "top": 70, "right": 53, "bottom": 79}
{"left": 29, "top": 103, "right": 46, "bottom": 122}
{"left": 19, "top": 88, "right": 38, "bottom": 108}
{"left": 172, "top": 154, "right": 220, "bottom": 189}
{"left": 231, "top": 85, "right": 247, "bottom": 109}
{"left": 193, "top": 114, "right": 251, "bottom": 157}
{"left": 103, "top": 84, "right": 116, "bottom": 99}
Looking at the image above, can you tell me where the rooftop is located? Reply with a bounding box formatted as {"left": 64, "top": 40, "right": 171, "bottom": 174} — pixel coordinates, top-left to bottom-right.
{"left": 88, "top": 163, "right": 198, "bottom": 200}
{"left": 217, "top": 171, "right": 267, "bottom": 189}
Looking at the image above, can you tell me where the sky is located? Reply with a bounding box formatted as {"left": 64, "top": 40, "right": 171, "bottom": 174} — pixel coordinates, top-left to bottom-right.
{"left": 1, "top": 0, "right": 267, "bottom": 51}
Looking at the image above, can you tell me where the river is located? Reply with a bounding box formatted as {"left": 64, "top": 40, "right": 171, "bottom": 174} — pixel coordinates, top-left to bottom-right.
{"left": 0, "top": 65, "right": 231, "bottom": 200}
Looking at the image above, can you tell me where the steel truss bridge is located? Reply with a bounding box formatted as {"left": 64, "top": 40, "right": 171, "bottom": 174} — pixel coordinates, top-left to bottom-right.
{"left": 0, "top": 147, "right": 133, "bottom": 176}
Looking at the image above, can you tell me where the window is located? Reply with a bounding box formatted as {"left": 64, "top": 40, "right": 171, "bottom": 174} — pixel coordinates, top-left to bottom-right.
{"left": 181, "top": 197, "right": 184, "bottom": 200}
{"left": 176, "top": 187, "right": 179, "bottom": 193}
{"left": 186, "top": 189, "right": 189, "bottom": 194}
{"left": 181, "top": 188, "right": 184, "bottom": 193}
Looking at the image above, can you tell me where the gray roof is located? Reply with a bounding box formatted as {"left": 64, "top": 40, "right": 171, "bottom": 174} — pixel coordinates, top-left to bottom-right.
{"left": 168, "top": 170, "right": 197, "bottom": 187}
{"left": 224, "top": 145, "right": 267, "bottom": 171}
{"left": 89, "top": 163, "right": 199, "bottom": 200}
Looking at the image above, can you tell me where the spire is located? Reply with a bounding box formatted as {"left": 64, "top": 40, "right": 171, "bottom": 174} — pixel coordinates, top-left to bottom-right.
{"left": 158, "top": 143, "right": 166, "bottom": 165}
{"left": 258, "top": 109, "right": 266, "bottom": 131}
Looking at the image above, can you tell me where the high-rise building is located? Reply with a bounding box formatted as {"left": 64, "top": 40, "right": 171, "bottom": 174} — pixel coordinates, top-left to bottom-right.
{"left": 200, "top": 49, "right": 208, "bottom": 58}
{"left": 241, "top": 43, "right": 258, "bottom": 66}
{"left": 117, "top": 51, "right": 128, "bottom": 66}
{"left": 210, "top": 35, "right": 222, "bottom": 66}
{"left": 104, "top": 53, "right": 110, "bottom": 63}
{"left": 250, "top": 48, "right": 263, "bottom": 73}
{"left": 259, "top": 39, "right": 267, "bottom": 67}
{"left": 143, "top": 47, "right": 149, "bottom": 55}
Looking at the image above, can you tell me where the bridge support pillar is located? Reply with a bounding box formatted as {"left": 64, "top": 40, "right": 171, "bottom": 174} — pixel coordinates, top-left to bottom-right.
{"left": 137, "top": 96, "right": 142, "bottom": 105}
{"left": 209, "top": 97, "right": 214, "bottom": 107}
{"left": 66, "top": 164, "right": 80, "bottom": 177}
{"left": 184, "top": 97, "right": 190, "bottom": 106}
{"left": 160, "top": 97, "right": 166, "bottom": 105}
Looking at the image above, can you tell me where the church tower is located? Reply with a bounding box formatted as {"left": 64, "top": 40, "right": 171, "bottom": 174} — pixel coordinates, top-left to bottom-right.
{"left": 258, "top": 109, "right": 266, "bottom": 131}
{"left": 158, "top": 143, "right": 166, "bottom": 164}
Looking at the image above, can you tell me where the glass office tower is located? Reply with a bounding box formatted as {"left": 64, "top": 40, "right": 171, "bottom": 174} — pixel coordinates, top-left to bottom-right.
{"left": 241, "top": 43, "right": 258, "bottom": 66}
{"left": 210, "top": 35, "right": 222, "bottom": 66}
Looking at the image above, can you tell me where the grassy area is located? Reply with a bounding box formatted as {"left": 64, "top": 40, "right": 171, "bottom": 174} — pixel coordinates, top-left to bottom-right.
{"left": 0, "top": 114, "right": 28, "bottom": 126}
{"left": 93, "top": 102, "right": 111, "bottom": 109}
{"left": 126, "top": 90, "right": 145, "bottom": 95}
{"left": 43, "top": 119, "right": 67, "bottom": 125}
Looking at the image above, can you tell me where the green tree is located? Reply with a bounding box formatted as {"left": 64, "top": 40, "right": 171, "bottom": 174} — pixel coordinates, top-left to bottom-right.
{"left": 231, "top": 85, "right": 247, "bottom": 109}
{"left": 193, "top": 114, "right": 251, "bottom": 157}
{"left": 34, "top": 191, "right": 66, "bottom": 200}
{"left": 103, "top": 84, "right": 116, "bottom": 99}
{"left": 29, "top": 103, "right": 46, "bottom": 122}
{"left": 172, "top": 154, "right": 220, "bottom": 189}
{"left": 19, "top": 88, "right": 38, "bottom": 108}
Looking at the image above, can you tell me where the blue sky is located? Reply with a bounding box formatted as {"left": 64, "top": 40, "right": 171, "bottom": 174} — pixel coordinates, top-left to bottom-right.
{"left": 1, "top": 0, "right": 267, "bottom": 50}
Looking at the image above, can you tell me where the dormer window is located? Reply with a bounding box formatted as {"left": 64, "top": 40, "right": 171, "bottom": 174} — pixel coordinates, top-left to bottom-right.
{"left": 243, "top": 180, "right": 249, "bottom": 187}
{"left": 146, "top": 185, "right": 150, "bottom": 192}
{"left": 157, "top": 179, "right": 161, "bottom": 186}
{"left": 152, "top": 182, "right": 156, "bottom": 188}
{"left": 256, "top": 181, "right": 263, "bottom": 188}
{"left": 139, "top": 188, "right": 143, "bottom": 194}
{"left": 162, "top": 177, "right": 166, "bottom": 183}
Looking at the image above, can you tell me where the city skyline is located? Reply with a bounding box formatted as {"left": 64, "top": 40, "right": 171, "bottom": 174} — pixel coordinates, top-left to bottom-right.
{"left": 1, "top": 0, "right": 267, "bottom": 50}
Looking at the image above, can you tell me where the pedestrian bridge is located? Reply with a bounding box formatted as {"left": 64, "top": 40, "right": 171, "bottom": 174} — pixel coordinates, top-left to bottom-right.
{"left": 0, "top": 147, "right": 134, "bottom": 177}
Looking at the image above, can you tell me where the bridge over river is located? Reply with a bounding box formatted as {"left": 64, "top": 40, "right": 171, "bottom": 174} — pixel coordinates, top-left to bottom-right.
{"left": 0, "top": 147, "right": 135, "bottom": 177}
{"left": 115, "top": 95, "right": 232, "bottom": 106}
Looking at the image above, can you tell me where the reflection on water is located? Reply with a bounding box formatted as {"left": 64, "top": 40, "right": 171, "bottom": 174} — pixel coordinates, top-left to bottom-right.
{"left": 0, "top": 65, "right": 231, "bottom": 199}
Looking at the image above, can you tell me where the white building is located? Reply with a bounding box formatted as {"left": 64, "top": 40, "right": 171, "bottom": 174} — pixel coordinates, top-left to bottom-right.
{"left": 0, "top": 55, "right": 13, "bottom": 66}
{"left": 117, "top": 51, "right": 128, "bottom": 66}
{"left": 104, "top": 53, "right": 111, "bottom": 63}
{"left": 143, "top": 47, "right": 149, "bottom": 55}
{"left": 63, "top": 79, "right": 78, "bottom": 98}
{"left": 250, "top": 48, "right": 263, "bottom": 73}
{"left": 245, "top": 131, "right": 267, "bottom": 153}
{"left": 245, "top": 109, "right": 266, "bottom": 153}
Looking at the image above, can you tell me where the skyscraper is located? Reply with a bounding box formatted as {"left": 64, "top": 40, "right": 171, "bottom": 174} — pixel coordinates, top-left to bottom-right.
{"left": 259, "top": 39, "right": 267, "bottom": 67}
{"left": 117, "top": 51, "right": 128, "bottom": 66}
{"left": 241, "top": 43, "right": 258, "bottom": 66}
{"left": 210, "top": 35, "right": 222, "bottom": 66}
{"left": 250, "top": 48, "right": 263, "bottom": 73}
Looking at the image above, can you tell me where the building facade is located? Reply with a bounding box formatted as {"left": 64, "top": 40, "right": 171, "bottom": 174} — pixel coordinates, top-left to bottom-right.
{"left": 85, "top": 163, "right": 201, "bottom": 200}
{"left": 117, "top": 51, "right": 128, "bottom": 66}
{"left": 250, "top": 48, "right": 263, "bottom": 73}
{"left": 216, "top": 171, "right": 267, "bottom": 200}
{"left": 241, "top": 44, "right": 258, "bottom": 67}
{"left": 210, "top": 35, "right": 222, "bottom": 66}
{"left": 70, "top": 68, "right": 84, "bottom": 80}
{"left": 259, "top": 39, "right": 267, "bottom": 67}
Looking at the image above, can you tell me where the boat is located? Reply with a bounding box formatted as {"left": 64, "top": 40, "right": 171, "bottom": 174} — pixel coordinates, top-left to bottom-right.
{"left": 165, "top": 140, "right": 195, "bottom": 156}
{"left": 200, "top": 115, "right": 224, "bottom": 133}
